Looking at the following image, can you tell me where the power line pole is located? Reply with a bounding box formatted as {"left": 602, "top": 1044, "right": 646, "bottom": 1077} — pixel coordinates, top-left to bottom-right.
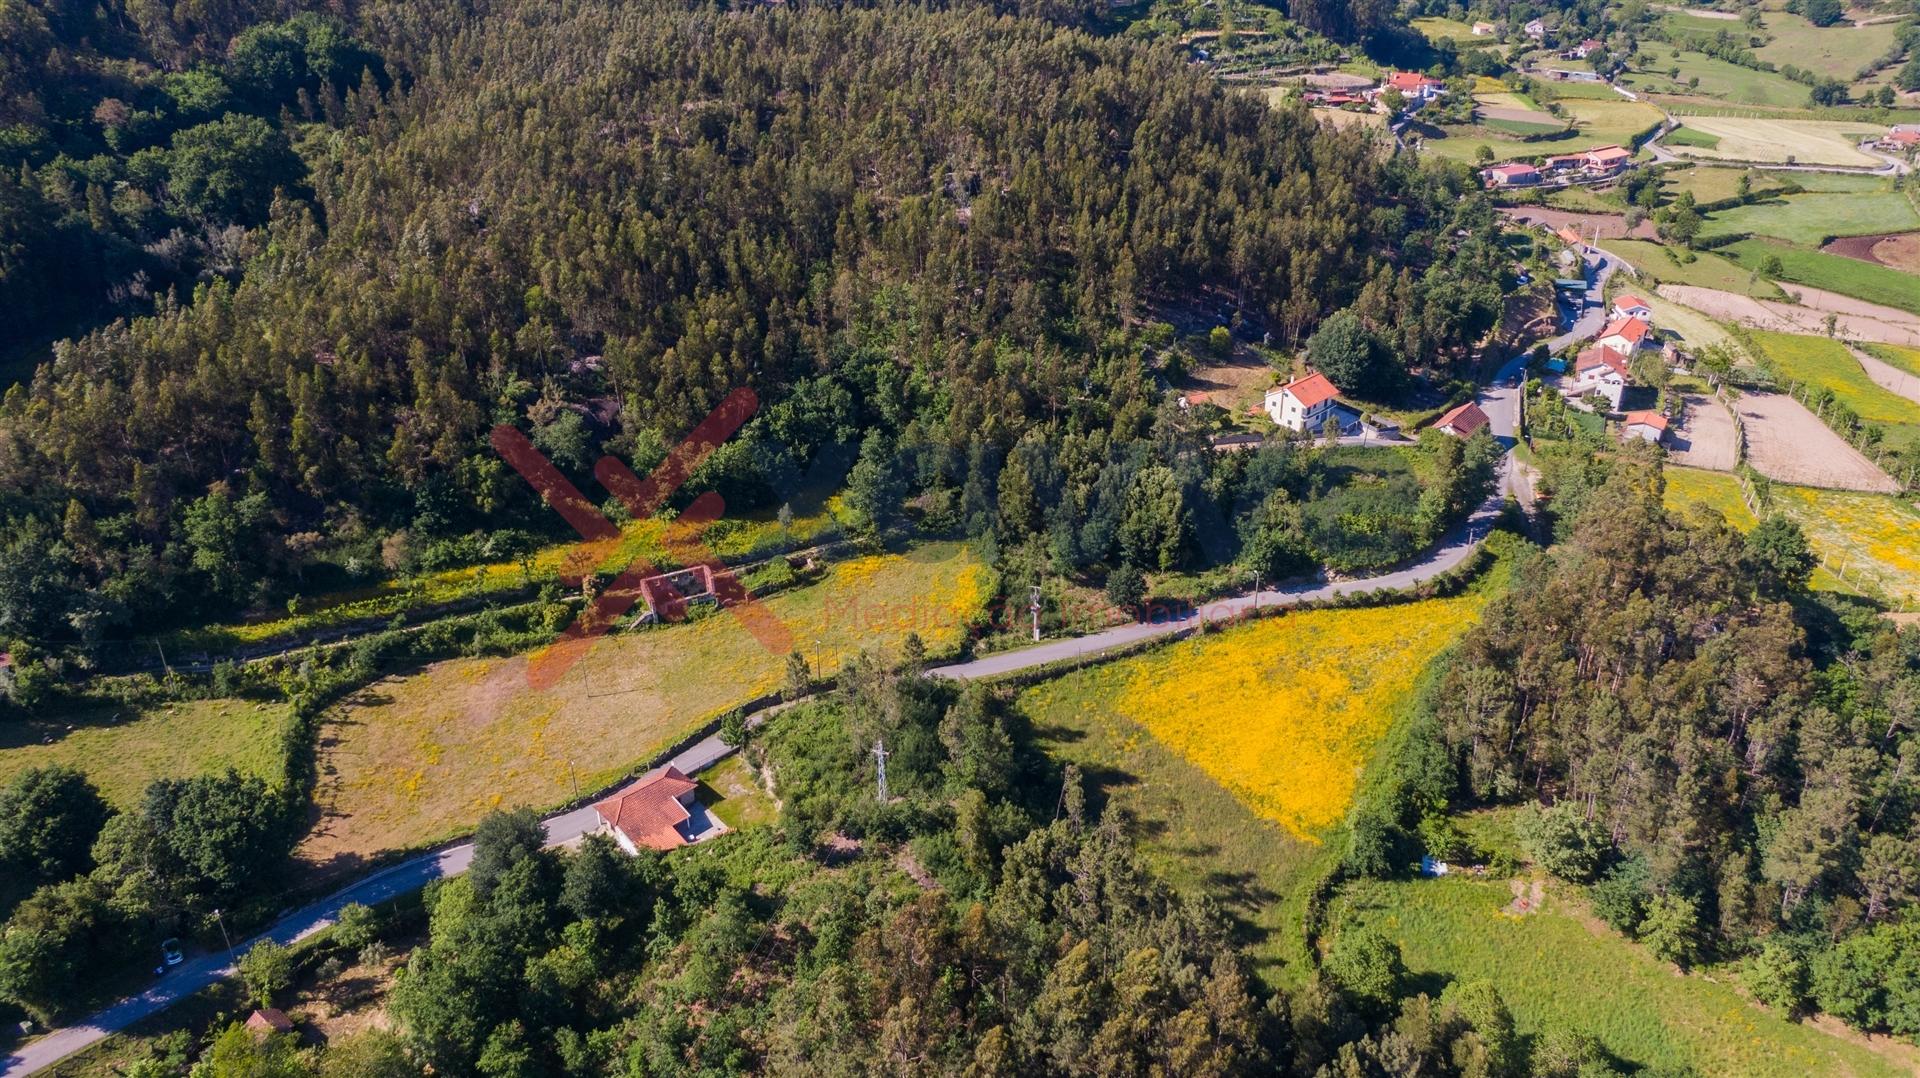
{"left": 872, "top": 738, "right": 890, "bottom": 802}
{"left": 1030, "top": 585, "right": 1042, "bottom": 642}
{"left": 212, "top": 908, "right": 234, "bottom": 961}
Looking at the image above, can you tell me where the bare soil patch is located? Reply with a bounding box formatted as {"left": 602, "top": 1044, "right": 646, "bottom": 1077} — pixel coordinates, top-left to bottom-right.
{"left": 1179, "top": 351, "right": 1277, "bottom": 415}
{"left": 1849, "top": 345, "right": 1920, "bottom": 405}
{"left": 1500, "top": 207, "right": 1657, "bottom": 240}
{"left": 1736, "top": 390, "right": 1901, "bottom": 492}
{"left": 1479, "top": 104, "right": 1563, "bottom": 126}
{"left": 1658, "top": 284, "right": 1920, "bottom": 348}
{"left": 1668, "top": 392, "right": 1739, "bottom": 470}
{"left": 1823, "top": 231, "right": 1920, "bottom": 273}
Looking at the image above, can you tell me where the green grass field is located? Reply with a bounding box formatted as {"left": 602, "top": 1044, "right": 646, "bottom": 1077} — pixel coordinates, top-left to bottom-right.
{"left": 0, "top": 698, "right": 293, "bottom": 808}
{"left": 1662, "top": 465, "right": 1757, "bottom": 529}
{"left": 1753, "top": 10, "right": 1903, "bottom": 85}
{"left": 1411, "top": 16, "right": 1483, "bottom": 42}
{"left": 1667, "top": 116, "right": 1885, "bottom": 166}
{"left": 1560, "top": 97, "right": 1666, "bottom": 147}
{"left": 1724, "top": 238, "right": 1920, "bottom": 315}
{"left": 1702, "top": 190, "right": 1920, "bottom": 246}
{"left": 1661, "top": 125, "right": 1720, "bottom": 148}
{"left": 1623, "top": 51, "right": 1811, "bottom": 108}
{"left": 1336, "top": 874, "right": 1911, "bottom": 1077}
{"left": 1748, "top": 329, "right": 1920, "bottom": 446}
{"left": 1607, "top": 238, "right": 1781, "bottom": 297}
{"left": 1659, "top": 165, "right": 1760, "bottom": 205}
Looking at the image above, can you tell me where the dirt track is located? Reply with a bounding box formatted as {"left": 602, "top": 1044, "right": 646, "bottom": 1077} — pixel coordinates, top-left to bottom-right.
{"left": 1735, "top": 391, "right": 1900, "bottom": 492}
{"left": 1657, "top": 284, "right": 1920, "bottom": 348}
{"left": 1850, "top": 345, "right": 1920, "bottom": 406}
{"left": 1667, "top": 393, "right": 1738, "bottom": 471}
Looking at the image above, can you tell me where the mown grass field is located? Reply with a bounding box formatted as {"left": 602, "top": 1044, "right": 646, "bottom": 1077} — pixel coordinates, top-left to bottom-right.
{"left": 1642, "top": 290, "right": 1740, "bottom": 349}
{"left": 1702, "top": 190, "right": 1920, "bottom": 246}
{"left": 1410, "top": 16, "right": 1482, "bottom": 42}
{"left": 1607, "top": 238, "right": 1780, "bottom": 296}
{"left": 1749, "top": 330, "right": 1920, "bottom": 445}
{"left": 0, "top": 698, "right": 293, "bottom": 808}
{"left": 1664, "top": 466, "right": 1920, "bottom": 603}
{"left": 1337, "top": 875, "right": 1912, "bottom": 1078}
{"left": 298, "top": 544, "right": 989, "bottom": 874}
{"left": 1623, "top": 51, "right": 1811, "bottom": 108}
{"left": 1667, "top": 116, "right": 1885, "bottom": 166}
{"left": 1725, "top": 238, "right": 1920, "bottom": 315}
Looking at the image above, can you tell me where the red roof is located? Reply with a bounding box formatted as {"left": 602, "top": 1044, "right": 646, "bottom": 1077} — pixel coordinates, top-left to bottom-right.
{"left": 1487, "top": 163, "right": 1539, "bottom": 179}
{"left": 1599, "top": 316, "right": 1651, "bottom": 345}
{"left": 1888, "top": 125, "right": 1920, "bottom": 143}
{"left": 246, "top": 1009, "right": 295, "bottom": 1035}
{"left": 1613, "top": 295, "right": 1649, "bottom": 311}
{"left": 1435, "top": 401, "right": 1490, "bottom": 437}
{"left": 1386, "top": 70, "right": 1441, "bottom": 92}
{"left": 1280, "top": 371, "right": 1341, "bottom": 408}
{"left": 1585, "top": 144, "right": 1630, "bottom": 164}
{"left": 1576, "top": 344, "right": 1631, "bottom": 378}
{"left": 1621, "top": 410, "right": 1667, "bottom": 431}
{"left": 594, "top": 766, "right": 698, "bottom": 850}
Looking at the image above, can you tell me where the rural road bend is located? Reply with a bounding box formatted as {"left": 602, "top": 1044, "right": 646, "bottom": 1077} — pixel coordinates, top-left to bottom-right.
{"left": 6, "top": 250, "right": 1619, "bottom": 1075}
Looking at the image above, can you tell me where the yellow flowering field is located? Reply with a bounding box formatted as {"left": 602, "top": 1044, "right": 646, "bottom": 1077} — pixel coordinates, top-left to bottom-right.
{"left": 1664, "top": 466, "right": 1920, "bottom": 606}
{"left": 1109, "top": 594, "right": 1490, "bottom": 841}
{"left": 298, "top": 543, "right": 986, "bottom": 876}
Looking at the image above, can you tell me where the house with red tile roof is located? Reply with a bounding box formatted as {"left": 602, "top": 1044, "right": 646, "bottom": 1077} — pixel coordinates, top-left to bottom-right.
{"left": 246, "top": 1009, "right": 296, "bottom": 1038}
{"left": 1434, "top": 401, "right": 1491, "bottom": 439}
{"left": 1264, "top": 372, "right": 1342, "bottom": 433}
{"left": 1597, "top": 315, "right": 1653, "bottom": 354}
{"left": 1880, "top": 124, "right": 1920, "bottom": 150}
{"left": 1610, "top": 295, "right": 1652, "bottom": 320}
{"left": 1574, "top": 344, "right": 1633, "bottom": 407}
{"left": 1582, "top": 145, "right": 1631, "bottom": 175}
{"left": 1620, "top": 410, "right": 1668, "bottom": 443}
{"left": 593, "top": 766, "right": 724, "bottom": 853}
{"left": 1481, "top": 162, "right": 1541, "bottom": 189}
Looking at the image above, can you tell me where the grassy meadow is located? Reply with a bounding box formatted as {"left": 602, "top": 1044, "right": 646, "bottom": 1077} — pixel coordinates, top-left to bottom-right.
{"left": 1665, "top": 116, "right": 1885, "bottom": 166}
{"left": 1624, "top": 50, "right": 1811, "bottom": 108}
{"left": 1752, "top": 10, "right": 1904, "bottom": 85}
{"left": 1864, "top": 343, "right": 1920, "bottom": 377}
{"left": 1607, "top": 238, "right": 1779, "bottom": 296}
{"left": 1726, "top": 239, "right": 1920, "bottom": 315}
{"left": 1336, "top": 874, "right": 1914, "bottom": 1078}
{"left": 298, "top": 545, "right": 989, "bottom": 873}
{"left": 0, "top": 698, "right": 293, "bottom": 808}
{"left": 1702, "top": 190, "right": 1920, "bottom": 246}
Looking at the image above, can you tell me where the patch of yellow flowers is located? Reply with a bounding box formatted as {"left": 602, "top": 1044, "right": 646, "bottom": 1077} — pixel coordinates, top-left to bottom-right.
{"left": 1114, "top": 594, "right": 1488, "bottom": 841}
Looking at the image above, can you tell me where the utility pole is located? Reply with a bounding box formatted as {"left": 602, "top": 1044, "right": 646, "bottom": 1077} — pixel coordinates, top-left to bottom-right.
{"left": 212, "top": 907, "right": 234, "bottom": 960}
{"left": 1030, "top": 585, "right": 1042, "bottom": 642}
{"left": 872, "top": 739, "right": 890, "bottom": 802}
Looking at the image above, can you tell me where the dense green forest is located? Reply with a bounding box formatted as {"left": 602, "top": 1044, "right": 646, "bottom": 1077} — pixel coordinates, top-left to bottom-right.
{"left": 1344, "top": 460, "right": 1920, "bottom": 1040}
{"left": 0, "top": 0, "right": 1510, "bottom": 658}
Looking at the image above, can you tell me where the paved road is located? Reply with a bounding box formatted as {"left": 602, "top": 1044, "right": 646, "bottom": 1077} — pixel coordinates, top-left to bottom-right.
{"left": 6, "top": 250, "right": 1620, "bottom": 1077}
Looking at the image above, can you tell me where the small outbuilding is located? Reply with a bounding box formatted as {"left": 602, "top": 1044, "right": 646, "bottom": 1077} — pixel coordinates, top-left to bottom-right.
{"left": 1433, "top": 401, "right": 1491, "bottom": 439}
{"left": 246, "top": 1009, "right": 296, "bottom": 1039}
{"left": 1620, "top": 410, "right": 1668, "bottom": 443}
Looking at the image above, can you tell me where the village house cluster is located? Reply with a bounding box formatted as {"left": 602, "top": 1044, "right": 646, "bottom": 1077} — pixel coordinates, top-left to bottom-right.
{"left": 1300, "top": 70, "right": 1446, "bottom": 114}
{"left": 1555, "top": 294, "right": 1677, "bottom": 445}
{"left": 1479, "top": 143, "right": 1632, "bottom": 189}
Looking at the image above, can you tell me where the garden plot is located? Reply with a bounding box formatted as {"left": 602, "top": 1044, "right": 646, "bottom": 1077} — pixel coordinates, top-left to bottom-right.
{"left": 1734, "top": 390, "right": 1900, "bottom": 492}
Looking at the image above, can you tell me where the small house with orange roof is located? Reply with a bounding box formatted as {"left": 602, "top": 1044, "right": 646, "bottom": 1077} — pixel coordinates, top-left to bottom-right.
{"left": 1574, "top": 344, "right": 1633, "bottom": 407}
{"left": 246, "top": 1009, "right": 296, "bottom": 1039}
{"left": 593, "top": 766, "right": 725, "bottom": 854}
{"left": 1582, "top": 145, "right": 1632, "bottom": 175}
{"left": 1434, "top": 401, "right": 1491, "bottom": 439}
{"left": 1610, "top": 294, "right": 1652, "bottom": 320}
{"left": 1596, "top": 315, "right": 1653, "bottom": 355}
{"left": 1264, "top": 371, "right": 1342, "bottom": 433}
{"left": 1620, "top": 410, "right": 1668, "bottom": 443}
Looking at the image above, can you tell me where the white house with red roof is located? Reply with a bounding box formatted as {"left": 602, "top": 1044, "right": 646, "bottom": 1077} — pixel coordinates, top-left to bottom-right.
{"left": 1582, "top": 145, "right": 1632, "bottom": 175}
{"left": 593, "top": 766, "right": 725, "bottom": 854}
{"left": 1384, "top": 70, "right": 1446, "bottom": 103}
{"left": 1573, "top": 344, "right": 1633, "bottom": 408}
{"left": 1481, "top": 162, "right": 1541, "bottom": 189}
{"left": 1596, "top": 314, "right": 1653, "bottom": 355}
{"left": 1434, "top": 401, "right": 1491, "bottom": 439}
{"left": 1610, "top": 295, "right": 1652, "bottom": 320}
{"left": 1265, "top": 371, "right": 1342, "bottom": 433}
{"left": 1880, "top": 124, "right": 1920, "bottom": 151}
{"left": 1620, "top": 410, "right": 1668, "bottom": 443}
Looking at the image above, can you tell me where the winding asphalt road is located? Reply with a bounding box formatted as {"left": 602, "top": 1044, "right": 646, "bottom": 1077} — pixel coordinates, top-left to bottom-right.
{"left": 3, "top": 251, "right": 1614, "bottom": 1077}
